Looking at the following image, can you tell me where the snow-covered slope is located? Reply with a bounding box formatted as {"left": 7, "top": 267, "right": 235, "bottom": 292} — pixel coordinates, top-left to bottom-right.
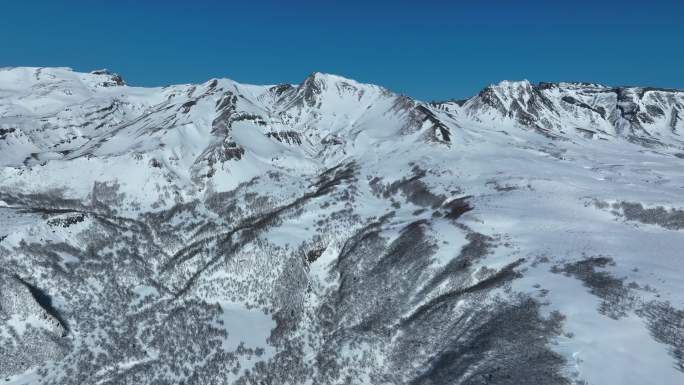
{"left": 1, "top": 67, "right": 683, "bottom": 385}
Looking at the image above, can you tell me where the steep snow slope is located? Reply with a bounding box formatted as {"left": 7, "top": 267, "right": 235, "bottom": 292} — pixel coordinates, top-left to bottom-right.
{"left": 1, "top": 67, "right": 683, "bottom": 385}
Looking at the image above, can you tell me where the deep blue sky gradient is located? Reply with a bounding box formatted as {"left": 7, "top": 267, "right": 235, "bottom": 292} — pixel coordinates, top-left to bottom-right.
{"left": 2, "top": 0, "right": 683, "bottom": 100}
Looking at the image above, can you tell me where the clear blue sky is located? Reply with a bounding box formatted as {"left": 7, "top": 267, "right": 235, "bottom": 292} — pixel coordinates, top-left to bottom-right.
{"left": 2, "top": 0, "right": 683, "bottom": 100}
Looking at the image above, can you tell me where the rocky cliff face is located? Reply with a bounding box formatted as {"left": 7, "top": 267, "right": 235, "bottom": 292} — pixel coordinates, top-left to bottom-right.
{"left": 1, "top": 67, "right": 683, "bottom": 385}
{"left": 431, "top": 79, "right": 684, "bottom": 144}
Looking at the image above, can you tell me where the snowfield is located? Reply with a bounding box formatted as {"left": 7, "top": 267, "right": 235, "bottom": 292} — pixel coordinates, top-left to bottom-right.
{"left": 1, "top": 66, "right": 683, "bottom": 385}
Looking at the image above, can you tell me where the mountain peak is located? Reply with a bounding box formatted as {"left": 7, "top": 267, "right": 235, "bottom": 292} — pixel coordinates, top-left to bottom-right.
{"left": 299, "top": 71, "right": 371, "bottom": 91}
{"left": 90, "top": 68, "right": 126, "bottom": 86}
{"left": 492, "top": 79, "right": 533, "bottom": 89}
{"left": 291, "top": 71, "right": 382, "bottom": 108}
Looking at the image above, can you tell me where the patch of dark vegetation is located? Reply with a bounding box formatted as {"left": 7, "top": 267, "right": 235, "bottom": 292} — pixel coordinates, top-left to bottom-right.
{"left": 405, "top": 258, "right": 525, "bottom": 326}
{"left": 405, "top": 295, "right": 569, "bottom": 385}
{"left": 47, "top": 213, "right": 86, "bottom": 228}
{"left": 234, "top": 112, "right": 267, "bottom": 126}
{"left": 291, "top": 215, "right": 572, "bottom": 385}
{"left": 305, "top": 247, "right": 326, "bottom": 263}
{"left": 551, "top": 257, "right": 637, "bottom": 319}
{"left": 204, "top": 177, "right": 259, "bottom": 217}
{"left": 612, "top": 201, "right": 684, "bottom": 230}
{"left": 637, "top": 301, "right": 684, "bottom": 373}
{"left": 369, "top": 165, "right": 447, "bottom": 208}
{"left": 4, "top": 197, "right": 243, "bottom": 382}
{"left": 418, "top": 230, "right": 496, "bottom": 299}
{"left": 0, "top": 127, "right": 16, "bottom": 139}
{"left": 163, "top": 163, "right": 358, "bottom": 296}
{"left": 312, "top": 162, "right": 357, "bottom": 194}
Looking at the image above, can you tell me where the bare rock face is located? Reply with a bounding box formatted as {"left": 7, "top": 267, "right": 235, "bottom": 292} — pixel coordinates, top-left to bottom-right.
{"left": 454, "top": 80, "right": 684, "bottom": 144}
{"left": 90, "top": 69, "right": 126, "bottom": 87}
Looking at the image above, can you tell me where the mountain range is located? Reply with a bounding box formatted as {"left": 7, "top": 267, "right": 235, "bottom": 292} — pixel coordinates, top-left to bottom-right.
{"left": 1, "top": 66, "right": 683, "bottom": 385}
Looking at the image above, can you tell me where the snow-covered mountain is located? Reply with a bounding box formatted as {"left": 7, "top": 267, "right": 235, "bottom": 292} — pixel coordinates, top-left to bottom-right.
{"left": 1, "top": 66, "right": 683, "bottom": 385}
